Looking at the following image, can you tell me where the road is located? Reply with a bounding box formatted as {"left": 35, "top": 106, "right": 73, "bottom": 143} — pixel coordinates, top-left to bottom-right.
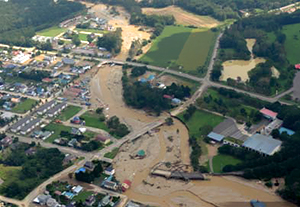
{"left": 0, "top": 29, "right": 296, "bottom": 206}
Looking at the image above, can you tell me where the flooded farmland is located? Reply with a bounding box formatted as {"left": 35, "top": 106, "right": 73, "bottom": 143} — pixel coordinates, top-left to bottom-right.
{"left": 220, "top": 39, "right": 266, "bottom": 82}
{"left": 91, "top": 65, "right": 295, "bottom": 207}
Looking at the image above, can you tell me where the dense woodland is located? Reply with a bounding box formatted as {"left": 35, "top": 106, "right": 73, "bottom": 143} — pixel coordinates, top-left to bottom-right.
{"left": 86, "top": 0, "right": 300, "bottom": 21}
{"left": 122, "top": 68, "right": 191, "bottom": 115}
{"left": 0, "top": 143, "right": 65, "bottom": 199}
{"left": 212, "top": 10, "right": 300, "bottom": 95}
{"left": 97, "top": 28, "right": 122, "bottom": 54}
{"left": 0, "top": 0, "right": 84, "bottom": 46}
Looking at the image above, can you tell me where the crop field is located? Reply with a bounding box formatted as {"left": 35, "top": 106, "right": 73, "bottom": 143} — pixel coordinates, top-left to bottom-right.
{"left": 140, "top": 26, "right": 216, "bottom": 73}
{"left": 177, "top": 29, "right": 216, "bottom": 72}
{"left": 142, "top": 6, "right": 220, "bottom": 28}
{"left": 36, "top": 26, "right": 67, "bottom": 37}
{"left": 282, "top": 23, "right": 300, "bottom": 65}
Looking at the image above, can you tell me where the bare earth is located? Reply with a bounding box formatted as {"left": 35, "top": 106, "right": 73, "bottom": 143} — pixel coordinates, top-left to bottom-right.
{"left": 142, "top": 6, "right": 220, "bottom": 28}
{"left": 90, "top": 4, "right": 151, "bottom": 60}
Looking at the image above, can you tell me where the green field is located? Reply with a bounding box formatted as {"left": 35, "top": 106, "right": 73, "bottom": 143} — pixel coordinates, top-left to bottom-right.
{"left": 12, "top": 99, "right": 38, "bottom": 114}
{"left": 78, "top": 33, "right": 88, "bottom": 41}
{"left": 178, "top": 109, "right": 224, "bottom": 155}
{"left": 73, "top": 191, "right": 93, "bottom": 202}
{"left": 177, "top": 29, "right": 216, "bottom": 71}
{"left": 282, "top": 23, "right": 300, "bottom": 65}
{"left": 104, "top": 148, "right": 119, "bottom": 159}
{"left": 0, "top": 164, "right": 21, "bottom": 188}
{"left": 178, "top": 109, "right": 224, "bottom": 138}
{"left": 140, "top": 26, "right": 216, "bottom": 73}
{"left": 36, "top": 26, "right": 67, "bottom": 37}
{"left": 80, "top": 111, "right": 109, "bottom": 131}
{"left": 212, "top": 154, "right": 242, "bottom": 173}
{"left": 44, "top": 123, "right": 73, "bottom": 143}
{"left": 56, "top": 105, "right": 82, "bottom": 121}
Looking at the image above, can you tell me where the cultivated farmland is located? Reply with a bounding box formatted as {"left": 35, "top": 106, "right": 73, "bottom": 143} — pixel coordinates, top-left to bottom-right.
{"left": 142, "top": 6, "right": 220, "bottom": 28}
{"left": 282, "top": 23, "right": 300, "bottom": 65}
{"left": 140, "top": 26, "right": 217, "bottom": 73}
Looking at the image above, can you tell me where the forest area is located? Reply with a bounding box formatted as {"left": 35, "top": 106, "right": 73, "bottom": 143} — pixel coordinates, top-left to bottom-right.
{"left": 0, "top": 0, "right": 85, "bottom": 46}
{"left": 211, "top": 10, "right": 300, "bottom": 95}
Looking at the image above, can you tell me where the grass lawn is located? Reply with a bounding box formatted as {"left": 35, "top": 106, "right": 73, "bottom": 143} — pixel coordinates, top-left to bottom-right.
{"left": 56, "top": 105, "right": 82, "bottom": 121}
{"left": 178, "top": 109, "right": 224, "bottom": 138}
{"left": 11, "top": 99, "right": 38, "bottom": 114}
{"left": 282, "top": 23, "right": 300, "bottom": 64}
{"left": 177, "top": 29, "right": 216, "bottom": 72}
{"left": 36, "top": 26, "right": 67, "bottom": 37}
{"left": 140, "top": 26, "right": 192, "bottom": 68}
{"left": 73, "top": 191, "right": 93, "bottom": 202}
{"left": 140, "top": 26, "right": 217, "bottom": 74}
{"left": 0, "top": 164, "right": 21, "bottom": 182}
{"left": 104, "top": 148, "right": 119, "bottom": 159}
{"left": 78, "top": 33, "right": 88, "bottom": 41}
{"left": 80, "top": 111, "right": 109, "bottom": 131}
{"left": 44, "top": 123, "right": 73, "bottom": 143}
{"left": 178, "top": 109, "right": 224, "bottom": 156}
{"left": 212, "top": 154, "right": 242, "bottom": 173}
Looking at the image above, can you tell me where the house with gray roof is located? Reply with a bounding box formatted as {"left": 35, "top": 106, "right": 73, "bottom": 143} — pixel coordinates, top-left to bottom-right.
{"left": 35, "top": 100, "right": 57, "bottom": 115}
{"left": 242, "top": 134, "right": 282, "bottom": 156}
{"left": 10, "top": 116, "right": 33, "bottom": 133}
{"left": 46, "top": 102, "right": 67, "bottom": 117}
{"left": 207, "top": 132, "right": 225, "bottom": 142}
{"left": 20, "top": 118, "right": 42, "bottom": 135}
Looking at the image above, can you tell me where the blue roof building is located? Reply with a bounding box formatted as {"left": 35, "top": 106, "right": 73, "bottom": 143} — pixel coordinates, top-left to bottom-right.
{"left": 207, "top": 132, "right": 225, "bottom": 142}
{"left": 242, "top": 134, "right": 282, "bottom": 156}
{"left": 75, "top": 167, "right": 86, "bottom": 174}
{"left": 279, "top": 127, "right": 295, "bottom": 136}
{"left": 147, "top": 74, "right": 155, "bottom": 81}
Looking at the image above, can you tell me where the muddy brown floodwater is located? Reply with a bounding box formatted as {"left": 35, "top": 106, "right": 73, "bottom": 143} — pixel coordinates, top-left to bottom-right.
{"left": 91, "top": 65, "right": 295, "bottom": 207}
{"left": 221, "top": 39, "right": 266, "bottom": 82}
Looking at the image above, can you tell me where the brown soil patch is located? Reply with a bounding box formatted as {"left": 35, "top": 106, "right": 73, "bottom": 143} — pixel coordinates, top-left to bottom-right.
{"left": 142, "top": 6, "right": 220, "bottom": 28}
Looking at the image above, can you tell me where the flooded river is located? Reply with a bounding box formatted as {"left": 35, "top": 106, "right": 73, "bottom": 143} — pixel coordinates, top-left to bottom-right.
{"left": 220, "top": 39, "right": 266, "bottom": 82}
{"left": 92, "top": 65, "right": 295, "bottom": 207}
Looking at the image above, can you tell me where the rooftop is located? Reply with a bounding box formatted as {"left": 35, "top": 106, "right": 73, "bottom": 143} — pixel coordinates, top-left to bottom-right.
{"left": 260, "top": 108, "right": 278, "bottom": 119}
{"left": 242, "top": 134, "right": 282, "bottom": 156}
{"left": 207, "top": 132, "right": 225, "bottom": 142}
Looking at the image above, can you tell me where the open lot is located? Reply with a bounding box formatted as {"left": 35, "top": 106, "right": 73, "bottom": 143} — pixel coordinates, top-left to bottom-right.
{"left": 104, "top": 147, "right": 119, "bottom": 159}
{"left": 212, "top": 154, "right": 242, "bottom": 173}
{"left": 11, "top": 99, "right": 38, "bottom": 114}
{"left": 36, "top": 26, "right": 67, "bottom": 37}
{"left": 80, "top": 111, "right": 109, "bottom": 131}
{"left": 56, "top": 105, "right": 82, "bottom": 121}
{"left": 0, "top": 164, "right": 21, "bottom": 185}
{"left": 142, "top": 6, "right": 220, "bottom": 28}
{"left": 44, "top": 123, "right": 73, "bottom": 143}
{"left": 282, "top": 23, "right": 300, "bottom": 64}
{"left": 140, "top": 26, "right": 216, "bottom": 73}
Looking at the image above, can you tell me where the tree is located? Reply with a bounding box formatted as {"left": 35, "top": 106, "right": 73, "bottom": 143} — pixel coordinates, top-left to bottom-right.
{"left": 87, "top": 34, "right": 94, "bottom": 43}
{"left": 72, "top": 34, "right": 81, "bottom": 47}
{"left": 165, "top": 117, "right": 173, "bottom": 126}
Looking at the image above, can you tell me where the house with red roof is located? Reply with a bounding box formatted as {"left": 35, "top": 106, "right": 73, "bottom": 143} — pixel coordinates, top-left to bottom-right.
{"left": 121, "top": 180, "right": 132, "bottom": 192}
{"left": 260, "top": 108, "right": 278, "bottom": 120}
{"left": 295, "top": 64, "right": 300, "bottom": 70}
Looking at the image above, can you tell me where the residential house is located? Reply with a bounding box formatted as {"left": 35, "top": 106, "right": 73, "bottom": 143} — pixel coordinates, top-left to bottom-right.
{"left": 46, "top": 102, "right": 67, "bottom": 117}
{"left": 36, "top": 100, "right": 56, "bottom": 115}
{"left": 0, "top": 136, "right": 13, "bottom": 148}
{"left": 260, "top": 108, "right": 278, "bottom": 120}
{"left": 84, "top": 161, "right": 95, "bottom": 171}
{"left": 10, "top": 116, "right": 33, "bottom": 133}
{"left": 20, "top": 118, "right": 42, "bottom": 135}
{"left": 72, "top": 185, "right": 83, "bottom": 194}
